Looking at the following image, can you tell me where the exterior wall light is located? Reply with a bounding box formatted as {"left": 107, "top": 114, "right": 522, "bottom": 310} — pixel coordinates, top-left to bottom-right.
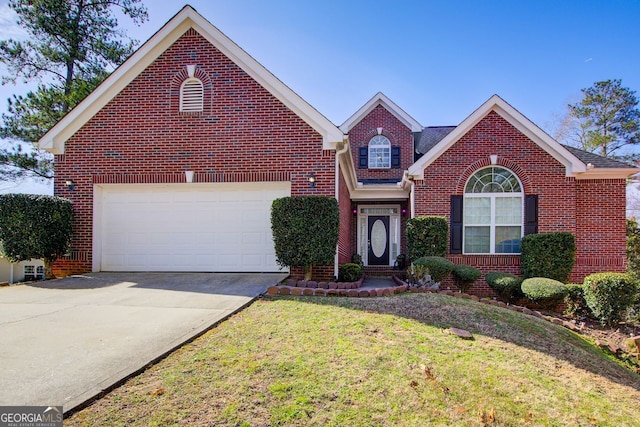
{"left": 65, "top": 179, "right": 75, "bottom": 191}
{"left": 308, "top": 173, "right": 316, "bottom": 188}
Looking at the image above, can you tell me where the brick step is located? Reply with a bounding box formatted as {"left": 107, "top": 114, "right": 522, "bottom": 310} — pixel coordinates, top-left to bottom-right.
{"left": 363, "top": 266, "right": 406, "bottom": 278}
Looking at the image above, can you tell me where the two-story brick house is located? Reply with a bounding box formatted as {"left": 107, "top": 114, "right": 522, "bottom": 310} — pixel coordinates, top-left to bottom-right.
{"left": 40, "top": 6, "right": 637, "bottom": 290}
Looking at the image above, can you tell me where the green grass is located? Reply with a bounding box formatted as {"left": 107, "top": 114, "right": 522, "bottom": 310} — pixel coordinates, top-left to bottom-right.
{"left": 67, "top": 293, "right": 640, "bottom": 426}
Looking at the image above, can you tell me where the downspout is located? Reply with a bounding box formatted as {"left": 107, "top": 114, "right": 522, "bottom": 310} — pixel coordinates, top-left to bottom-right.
{"left": 9, "top": 262, "right": 14, "bottom": 284}
{"left": 401, "top": 171, "right": 416, "bottom": 218}
{"left": 334, "top": 139, "right": 350, "bottom": 279}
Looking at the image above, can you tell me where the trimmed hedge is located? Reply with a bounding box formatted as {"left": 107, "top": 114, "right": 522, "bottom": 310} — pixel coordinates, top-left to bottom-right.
{"left": 583, "top": 272, "right": 638, "bottom": 326}
{"left": 271, "top": 196, "right": 339, "bottom": 280}
{"left": 563, "top": 284, "right": 591, "bottom": 319}
{"left": 413, "top": 256, "right": 454, "bottom": 283}
{"left": 407, "top": 216, "right": 447, "bottom": 260}
{"left": 521, "top": 277, "right": 569, "bottom": 310}
{"left": 338, "top": 263, "right": 363, "bottom": 282}
{"left": 485, "top": 271, "right": 523, "bottom": 303}
{"left": 452, "top": 264, "right": 481, "bottom": 293}
{"left": 520, "top": 232, "right": 575, "bottom": 283}
{"left": 0, "top": 194, "right": 73, "bottom": 279}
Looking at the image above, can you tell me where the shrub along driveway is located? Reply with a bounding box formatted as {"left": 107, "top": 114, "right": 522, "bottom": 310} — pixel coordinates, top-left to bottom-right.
{"left": 0, "top": 272, "right": 286, "bottom": 413}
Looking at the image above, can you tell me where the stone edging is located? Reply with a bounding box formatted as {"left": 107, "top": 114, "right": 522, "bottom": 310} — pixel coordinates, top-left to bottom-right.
{"left": 281, "top": 276, "right": 365, "bottom": 290}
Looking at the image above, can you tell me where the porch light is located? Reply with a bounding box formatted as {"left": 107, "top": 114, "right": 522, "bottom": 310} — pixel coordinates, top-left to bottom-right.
{"left": 65, "top": 179, "right": 75, "bottom": 191}
{"left": 352, "top": 209, "right": 357, "bottom": 215}
{"left": 308, "top": 173, "right": 316, "bottom": 188}
{"left": 401, "top": 208, "right": 407, "bottom": 215}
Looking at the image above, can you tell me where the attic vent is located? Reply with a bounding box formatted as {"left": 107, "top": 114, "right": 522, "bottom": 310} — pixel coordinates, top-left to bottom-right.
{"left": 180, "top": 78, "right": 204, "bottom": 113}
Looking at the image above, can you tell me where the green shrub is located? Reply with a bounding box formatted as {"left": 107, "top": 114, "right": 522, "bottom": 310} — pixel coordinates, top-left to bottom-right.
{"left": 413, "top": 256, "right": 454, "bottom": 283}
{"left": 338, "top": 263, "right": 363, "bottom": 282}
{"left": 627, "top": 218, "right": 640, "bottom": 281}
{"left": 0, "top": 193, "right": 74, "bottom": 279}
{"left": 583, "top": 272, "right": 638, "bottom": 326}
{"left": 406, "top": 264, "right": 430, "bottom": 285}
{"left": 485, "top": 271, "right": 523, "bottom": 303}
{"left": 521, "top": 277, "right": 569, "bottom": 310}
{"left": 271, "top": 196, "right": 339, "bottom": 280}
{"left": 563, "top": 284, "right": 591, "bottom": 319}
{"left": 520, "top": 232, "right": 576, "bottom": 282}
{"left": 350, "top": 253, "right": 363, "bottom": 266}
{"left": 407, "top": 216, "right": 447, "bottom": 261}
{"left": 452, "top": 264, "right": 481, "bottom": 293}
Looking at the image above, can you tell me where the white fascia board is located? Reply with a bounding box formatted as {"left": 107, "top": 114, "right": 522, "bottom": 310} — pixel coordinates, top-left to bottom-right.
{"left": 408, "top": 95, "right": 587, "bottom": 179}
{"left": 39, "top": 6, "right": 343, "bottom": 154}
{"left": 575, "top": 167, "right": 640, "bottom": 180}
{"left": 340, "top": 92, "right": 422, "bottom": 133}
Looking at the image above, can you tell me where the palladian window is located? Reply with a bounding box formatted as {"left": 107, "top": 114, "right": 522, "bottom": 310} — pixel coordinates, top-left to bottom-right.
{"left": 463, "top": 166, "right": 523, "bottom": 254}
{"left": 368, "top": 135, "right": 391, "bottom": 169}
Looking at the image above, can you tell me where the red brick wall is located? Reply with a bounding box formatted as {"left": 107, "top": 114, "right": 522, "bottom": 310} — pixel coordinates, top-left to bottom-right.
{"left": 349, "top": 104, "right": 414, "bottom": 182}
{"left": 574, "top": 179, "right": 627, "bottom": 280}
{"left": 53, "top": 28, "right": 335, "bottom": 275}
{"left": 413, "top": 110, "right": 627, "bottom": 295}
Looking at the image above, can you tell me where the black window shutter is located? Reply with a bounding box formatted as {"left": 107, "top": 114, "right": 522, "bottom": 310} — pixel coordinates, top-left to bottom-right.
{"left": 524, "top": 195, "right": 538, "bottom": 235}
{"left": 359, "top": 147, "right": 368, "bottom": 168}
{"left": 450, "top": 195, "right": 463, "bottom": 254}
{"left": 391, "top": 146, "right": 401, "bottom": 168}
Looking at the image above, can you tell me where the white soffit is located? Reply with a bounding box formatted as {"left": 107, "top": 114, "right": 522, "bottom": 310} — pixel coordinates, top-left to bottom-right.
{"left": 407, "top": 95, "right": 587, "bottom": 180}
{"left": 39, "top": 5, "right": 344, "bottom": 154}
{"left": 340, "top": 92, "right": 422, "bottom": 133}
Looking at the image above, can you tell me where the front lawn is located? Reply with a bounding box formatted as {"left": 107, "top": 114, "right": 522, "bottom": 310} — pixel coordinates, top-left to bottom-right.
{"left": 67, "top": 293, "right": 640, "bottom": 426}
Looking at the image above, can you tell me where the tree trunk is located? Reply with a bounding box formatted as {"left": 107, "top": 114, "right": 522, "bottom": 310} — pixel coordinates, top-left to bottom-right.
{"left": 304, "top": 265, "right": 313, "bottom": 281}
{"left": 43, "top": 258, "right": 55, "bottom": 280}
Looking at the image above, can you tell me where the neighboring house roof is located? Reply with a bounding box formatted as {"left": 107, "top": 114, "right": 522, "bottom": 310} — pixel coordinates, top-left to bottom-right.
{"left": 39, "top": 5, "right": 344, "bottom": 154}
{"left": 415, "top": 126, "right": 457, "bottom": 155}
{"left": 340, "top": 92, "right": 422, "bottom": 133}
{"left": 407, "top": 95, "right": 639, "bottom": 180}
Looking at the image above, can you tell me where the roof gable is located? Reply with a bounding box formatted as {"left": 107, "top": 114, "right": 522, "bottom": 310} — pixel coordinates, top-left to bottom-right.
{"left": 39, "top": 5, "right": 344, "bottom": 154}
{"left": 408, "top": 95, "right": 590, "bottom": 179}
{"left": 340, "top": 92, "right": 422, "bottom": 133}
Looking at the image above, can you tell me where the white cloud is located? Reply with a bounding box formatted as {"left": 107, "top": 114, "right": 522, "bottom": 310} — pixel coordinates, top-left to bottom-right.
{"left": 0, "top": 4, "right": 28, "bottom": 39}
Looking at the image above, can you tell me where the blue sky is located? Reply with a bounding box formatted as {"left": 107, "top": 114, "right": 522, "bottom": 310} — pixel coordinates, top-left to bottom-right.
{"left": 1, "top": 0, "right": 639, "bottom": 193}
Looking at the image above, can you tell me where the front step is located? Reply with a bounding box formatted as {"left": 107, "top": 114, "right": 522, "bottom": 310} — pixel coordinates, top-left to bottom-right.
{"left": 363, "top": 266, "right": 406, "bottom": 278}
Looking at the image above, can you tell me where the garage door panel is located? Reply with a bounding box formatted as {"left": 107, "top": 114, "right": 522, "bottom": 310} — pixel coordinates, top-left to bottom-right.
{"left": 97, "top": 182, "right": 290, "bottom": 272}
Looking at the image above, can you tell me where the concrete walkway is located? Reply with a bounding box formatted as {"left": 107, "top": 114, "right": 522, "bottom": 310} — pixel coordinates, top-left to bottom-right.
{"left": 0, "top": 272, "right": 286, "bottom": 413}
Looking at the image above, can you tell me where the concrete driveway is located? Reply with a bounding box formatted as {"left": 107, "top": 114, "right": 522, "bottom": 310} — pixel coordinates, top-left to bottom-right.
{"left": 0, "top": 272, "right": 286, "bottom": 413}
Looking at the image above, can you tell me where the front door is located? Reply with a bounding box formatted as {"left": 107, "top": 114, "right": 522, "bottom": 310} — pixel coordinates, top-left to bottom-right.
{"left": 368, "top": 216, "right": 390, "bottom": 265}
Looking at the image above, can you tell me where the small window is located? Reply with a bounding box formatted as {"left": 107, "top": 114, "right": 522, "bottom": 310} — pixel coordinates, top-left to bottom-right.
{"left": 180, "top": 78, "right": 204, "bottom": 112}
{"left": 368, "top": 135, "right": 391, "bottom": 169}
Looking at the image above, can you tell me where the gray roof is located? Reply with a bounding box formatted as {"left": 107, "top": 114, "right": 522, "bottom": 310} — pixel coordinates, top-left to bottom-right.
{"left": 415, "top": 126, "right": 456, "bottom": 155}
{"left": 562, "top": 145, "right": 636, "bottom": 169}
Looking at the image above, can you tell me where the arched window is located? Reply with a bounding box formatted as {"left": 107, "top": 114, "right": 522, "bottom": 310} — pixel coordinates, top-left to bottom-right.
{"left": 180, "top": 78, "right": 204, "bottom": 113}
{"left": 368, "top": 135, "right": 391, "bottom": 169}
{"left": 463, "top": 166, "right": 523, "bottom": 254}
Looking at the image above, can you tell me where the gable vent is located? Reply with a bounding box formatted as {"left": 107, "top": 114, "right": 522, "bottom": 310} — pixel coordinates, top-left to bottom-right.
{"left": 180, "top": 78, "right": 204, "bottom": 113}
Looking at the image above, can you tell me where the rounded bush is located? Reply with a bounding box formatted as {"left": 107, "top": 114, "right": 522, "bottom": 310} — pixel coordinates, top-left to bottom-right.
{"left": 485, "top": 271, "right": 523, "bottom": 303}
{"left": 338, "top": 263, "right": 363, "bottom": 282}
{"left": 452, "top": 264, "right": 481, "bottom": 293}
{"left": 583, "top": 273, "right": 638, "bottom": 326}
{"left": 413, "top": 256, "right": 454, "bottom": 283}
{"left": 521, "top": 277, "right": 568, "bottom": 310}
{"left": 563, "top": 284, "right": 591, "bottom": 319}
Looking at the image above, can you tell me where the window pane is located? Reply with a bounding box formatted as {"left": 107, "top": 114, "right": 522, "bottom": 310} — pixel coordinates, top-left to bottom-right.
{"left": 464, "top": 226, "right": 490, "bottom": 253}
{"left": 368, "top": 135, "right": 391, "bottom": 168}
{"left": 463, "top": 197, "right": 490, "bottom": 224}
{"left": 495, "top": 226, "right": 521, "bottom": 253}
{"left": 495, "top": 197, "right": 522, "bottom": 224}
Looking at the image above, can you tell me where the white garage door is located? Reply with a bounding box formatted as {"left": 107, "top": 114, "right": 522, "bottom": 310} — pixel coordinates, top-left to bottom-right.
{"left": 94, "top": 182, "right": 290, "bottom": 272}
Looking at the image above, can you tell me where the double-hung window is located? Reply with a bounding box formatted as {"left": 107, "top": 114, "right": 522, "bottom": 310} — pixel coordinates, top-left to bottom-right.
{"left": 463, "top": 167, "right": 523, "bottom": 254}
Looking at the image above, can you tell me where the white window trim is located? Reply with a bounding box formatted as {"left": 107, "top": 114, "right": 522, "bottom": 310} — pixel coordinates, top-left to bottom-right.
{"left": 463, "top": 167, "right": 524, "bottom": 255}
{"left": 180, "top": 77, "right": 204, "bottom": 113}
{"left": 368, "top": 135, "right": 391, "bottom": 169}
{"left": 463, "top": 193, "right": 524, "bottom": 254}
